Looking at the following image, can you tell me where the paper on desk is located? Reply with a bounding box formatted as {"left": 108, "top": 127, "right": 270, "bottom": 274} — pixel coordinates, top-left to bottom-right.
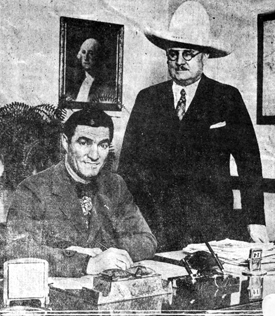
{"left": 136, "top": 260, "right": 188, "bottom": 280}
{"left": 182, "top": 238, "right": 275, "bottom": 275}
{"left": 48, "top": 275, "right": 94, "bottom": 290}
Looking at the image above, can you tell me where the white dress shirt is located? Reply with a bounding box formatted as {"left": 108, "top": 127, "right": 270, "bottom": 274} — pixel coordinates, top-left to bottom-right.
{"left": 172, "top": 79, "right": 201, "bottom": 112}
{"left": 76, "top": 72, "right": 95, "bottom": 102}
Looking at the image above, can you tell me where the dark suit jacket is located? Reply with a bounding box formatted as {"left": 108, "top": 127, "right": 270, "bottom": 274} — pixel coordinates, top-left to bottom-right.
{"left": 118, "top": 74, "right": 265, "bottom": 251}
{"left": 5, "top": 161, "right": 157, "bottom": 277}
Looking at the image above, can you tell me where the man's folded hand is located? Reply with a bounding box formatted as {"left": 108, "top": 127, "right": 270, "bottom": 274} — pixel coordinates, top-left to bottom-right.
{"left": 86, "top": 247, "right": 133, "bottom": 275}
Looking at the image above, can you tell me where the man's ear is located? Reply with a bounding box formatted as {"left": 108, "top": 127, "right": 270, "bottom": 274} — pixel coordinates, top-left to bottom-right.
{"left": 61, "top": 133, "right": 69, "bottom": 153}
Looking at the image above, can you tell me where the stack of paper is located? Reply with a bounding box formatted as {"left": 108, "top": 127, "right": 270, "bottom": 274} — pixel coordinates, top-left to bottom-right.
{"left": 182, "top": 239, "right": 275, "bottom": 275}
{"left": 136, "top": 260, "right": 188, "bottom": 280}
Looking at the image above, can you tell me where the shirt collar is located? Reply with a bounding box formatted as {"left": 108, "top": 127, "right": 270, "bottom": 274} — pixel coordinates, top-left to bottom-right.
{"left": 172, "top": 78, "right": 201, "bottom": 109}
{"left": 85, "top": 71, "right": 95, "bottom": 83}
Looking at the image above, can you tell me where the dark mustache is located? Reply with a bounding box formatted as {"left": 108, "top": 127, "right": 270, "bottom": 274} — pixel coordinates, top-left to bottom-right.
{"left": 176, "top": 65, "right": 188, "bottom": 71}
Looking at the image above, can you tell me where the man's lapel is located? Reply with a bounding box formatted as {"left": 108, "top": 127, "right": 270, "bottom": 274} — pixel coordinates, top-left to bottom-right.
{"left": 182, "top": 74, "right": 213, "bottom": 123}
{"left": 157, "top": 79, "right": 211, "bottom": 123}
{"left": 86, "top": 192, "right": 115, "bottom": 248}
{"left": 51, "top": 162, "right": 88, "bottom": 233}
{"left": 158, "top": 80, "right": 176, "bottom": 117}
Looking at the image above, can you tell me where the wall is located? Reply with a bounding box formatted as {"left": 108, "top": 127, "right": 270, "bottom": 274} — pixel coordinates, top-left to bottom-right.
{"left": 0, "top": 0, "right": 275, "bottom": 238}
{"left": 0, "top": 0, "right": 169, "bottom": 222}
{"left": 0, "top": 0, "right": 168, "bottom": 161}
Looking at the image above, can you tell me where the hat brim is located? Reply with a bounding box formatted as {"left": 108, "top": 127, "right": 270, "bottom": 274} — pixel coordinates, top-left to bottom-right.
{"left": 144, "top": 28, "right": 231, "bottom": 58}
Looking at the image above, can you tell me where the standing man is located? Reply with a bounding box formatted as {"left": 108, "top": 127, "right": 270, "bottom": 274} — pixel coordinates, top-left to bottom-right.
{"left": 65, "top": 38, "right": 113, "bottom": 103}
{"left": 6, "top": 109, "right": 157, "bottom": 277}
{"left": 119, "top": 1, "right": 267, "bottom": 251}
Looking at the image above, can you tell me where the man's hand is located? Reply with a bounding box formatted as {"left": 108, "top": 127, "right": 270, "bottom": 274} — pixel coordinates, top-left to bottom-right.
{"left": 86, "top": 247, "right": 133, "bottom": 275}
{"left": 248, "top": 224, "right": 269, "bottom": 243}
{"left": 66, "top": 246, "right": 102, "bottom": 257}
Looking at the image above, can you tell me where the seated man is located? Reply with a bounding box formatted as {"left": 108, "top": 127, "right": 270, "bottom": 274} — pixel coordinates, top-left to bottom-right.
{"left": 5, "top": 109, "right": 157, "bottom": 277}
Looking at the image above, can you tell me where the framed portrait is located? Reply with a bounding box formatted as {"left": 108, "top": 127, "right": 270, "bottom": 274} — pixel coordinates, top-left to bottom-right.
{"left": 59, "top": 17, "right": 124, "bottom": 111}
{"left": 257, "top": 10, "right": 275, "bottom": 124}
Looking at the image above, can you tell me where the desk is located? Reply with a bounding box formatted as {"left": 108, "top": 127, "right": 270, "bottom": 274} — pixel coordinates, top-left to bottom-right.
{"left": 1, "top": 257, "right": 274, "bottom": 314}
{"left": 48, "top": 276, "right": 266, "bottom": 310}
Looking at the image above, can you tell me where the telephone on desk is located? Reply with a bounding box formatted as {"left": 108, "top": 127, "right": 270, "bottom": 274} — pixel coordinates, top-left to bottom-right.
{"left": 174, "top": 249, "right": 241, "bottom": 310}
{"left": 171, "top": 245, "right": 266, "bottom": 309}
{"left": 184, "top": 250, "right": 222, "bottom": 276}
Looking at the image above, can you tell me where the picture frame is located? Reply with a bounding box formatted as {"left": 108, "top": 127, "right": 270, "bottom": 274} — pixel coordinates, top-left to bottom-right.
{"left": 59, "top": 17, "right": 124, "bottom": 111}
{"left": 257, "top": 10, "right": 275, "bottom": 124}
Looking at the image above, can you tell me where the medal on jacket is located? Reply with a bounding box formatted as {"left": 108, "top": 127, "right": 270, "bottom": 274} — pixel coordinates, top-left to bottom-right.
{"left": 80, "top": 196, "right": 93, "bottom": 216}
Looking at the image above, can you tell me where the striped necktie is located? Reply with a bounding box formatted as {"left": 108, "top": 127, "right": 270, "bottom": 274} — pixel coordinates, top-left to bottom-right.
{"left": 176, "top": 88, "right": 186, "bottom": 120}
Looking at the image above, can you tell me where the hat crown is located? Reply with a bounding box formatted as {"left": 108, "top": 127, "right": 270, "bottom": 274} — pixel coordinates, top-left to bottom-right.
{"left": 144, "top": 1, "right": 231, "bottom": 58}
{"left": 169, "top": 1, "right": 211, "bottom": 47}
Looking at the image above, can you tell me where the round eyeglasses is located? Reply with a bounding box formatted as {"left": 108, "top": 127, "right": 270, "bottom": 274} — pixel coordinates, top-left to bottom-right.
{"left": 166, "top": 49, "right": 201, "bottom": 62}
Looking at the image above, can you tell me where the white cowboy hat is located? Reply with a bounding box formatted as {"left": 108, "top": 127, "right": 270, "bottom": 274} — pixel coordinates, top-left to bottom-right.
{"left": 144, "top": 1, "right": 231, "bottom": 58}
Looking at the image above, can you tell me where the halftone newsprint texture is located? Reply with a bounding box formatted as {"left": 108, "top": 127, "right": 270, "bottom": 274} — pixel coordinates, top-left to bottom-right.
{"left": 1, "top": 0, "right": 275, "bottom": 314}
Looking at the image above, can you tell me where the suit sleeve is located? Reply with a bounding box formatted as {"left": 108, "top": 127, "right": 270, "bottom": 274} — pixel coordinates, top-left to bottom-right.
{"left": 118, "top": 90, "right": 148, "bottom": 194}
{"left": 5, "top": 183, "right": 89, "bottom": 277}
{"left": 227, "top": 88, "right": 265, "bottom": 225}
{"left": 111, "top": 175, "right": 157, "bottom": 262}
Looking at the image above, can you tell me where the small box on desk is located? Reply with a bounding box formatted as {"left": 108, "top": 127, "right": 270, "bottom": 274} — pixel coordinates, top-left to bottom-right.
{"left": 83, "top": 272, "right": 171, "bottom": 305}
{"left": 49, "top": 265, "right": 173, "bottom": 306}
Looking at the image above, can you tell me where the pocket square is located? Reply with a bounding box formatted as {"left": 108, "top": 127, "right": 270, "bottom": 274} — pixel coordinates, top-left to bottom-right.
{"left": 210, "top": 121, "right": 226, "bottom": 129}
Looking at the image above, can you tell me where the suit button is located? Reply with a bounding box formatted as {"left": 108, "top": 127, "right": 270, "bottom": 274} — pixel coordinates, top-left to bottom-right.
{"left": 63, "top": 250, "right": 76, "bottom": 257}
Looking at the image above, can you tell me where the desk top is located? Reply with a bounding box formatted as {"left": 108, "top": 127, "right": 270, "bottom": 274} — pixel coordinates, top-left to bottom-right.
{"left": 1, "top": 255, "right": 274, "bottom": 314}
{"left": 9, "top": 273, "right": 266, "bottom": 312}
